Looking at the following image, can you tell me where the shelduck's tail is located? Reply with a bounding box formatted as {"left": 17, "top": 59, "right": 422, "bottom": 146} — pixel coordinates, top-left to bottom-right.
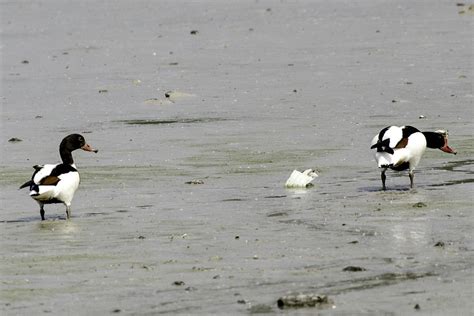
{"left": 19, "top": 180, "right": 33, "bottom": 190}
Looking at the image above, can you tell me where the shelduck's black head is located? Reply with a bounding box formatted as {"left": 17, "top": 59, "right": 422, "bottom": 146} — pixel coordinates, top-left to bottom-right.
{"left": 423, "top": 130, "right": 456, "bottom": 155}
{"left": 60, "top": 134, "right": 98, "bottom": 164}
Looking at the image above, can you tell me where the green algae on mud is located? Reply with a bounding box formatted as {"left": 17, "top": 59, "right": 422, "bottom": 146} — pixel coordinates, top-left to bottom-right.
{"left": 1, "top": 287, "right": 59, "bottom": 304}
{"left": 2, "top": 252, "right": 116, "bottom": 273}
{"left": 0, "top": 165, "right": 192, "bottom": 189}
{"left": 182, "top": 148, "right": 323, "bottom": 175}
{"left": 82, "top": 165, "right": 192, "bottom": 181}
{"left": 0, "top": 167, "right": 35, "bottom": 187}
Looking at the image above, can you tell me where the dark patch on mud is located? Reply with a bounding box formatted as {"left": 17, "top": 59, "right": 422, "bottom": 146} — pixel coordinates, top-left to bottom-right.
{"left": 1, "top": 216, "right": 42, "bottom": 223}
{"left": 431, "top": 159, "right": 474, "bottom": 174}
{"left": 222, "top": 198, "right": 246, "bottom": 202}
{"left": 279, "top": 219, "right": 325, "bottom": 230}
{"left": 267, "top": 211, "right": 289, "bottom": 217}
{"left": 136, "top": 205, "right": 153, "bottom": 209}
{"left": 426, "top": 178, "right": 474, "bottom": 188}
{"left": 264, "top": 195, "right": 287, "bottom": 199}
{"left": 83, "top": 212, "right": 108, "bottom": 217}
{"left": 343, "top": 266, "right": 367, "bottom": 272}
{"left": 359, "top": 185, "right": 413, "bottom": 192}
{"left": 117, "top": 118, "right": 229, "bottom": 125}
{"left": 412, "top": 202, "right": 427, "bottom": 208}
{"left": 319, "top": 271, "right": 438, "bottom": 295}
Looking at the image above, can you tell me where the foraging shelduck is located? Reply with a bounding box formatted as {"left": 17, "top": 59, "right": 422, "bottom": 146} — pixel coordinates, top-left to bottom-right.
{"left": 20, "top": 134, "right": 98, "bottom": 220}
{"left": 370, "top": 126, "right": 456, "bottom": 190}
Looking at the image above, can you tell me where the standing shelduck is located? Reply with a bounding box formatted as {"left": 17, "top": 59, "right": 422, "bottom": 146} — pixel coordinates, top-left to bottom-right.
{"left": 370, "top": 126, "right": 456, "bottom": 190}
{"left": 20, "top": 134, "right": 98, "bottom": 220}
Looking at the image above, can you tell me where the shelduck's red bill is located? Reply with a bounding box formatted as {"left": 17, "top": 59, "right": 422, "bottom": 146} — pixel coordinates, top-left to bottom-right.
{"left": 81, "top": 143, "right": 98, "bottom": 153}
{"left": 441, "top": 145, "right": 456, "bottom": 154}
{"left": 441, "top": 138, "right": 456, "bottom": 155}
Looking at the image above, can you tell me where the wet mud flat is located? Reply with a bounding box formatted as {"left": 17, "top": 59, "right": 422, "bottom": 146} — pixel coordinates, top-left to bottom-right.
{"left": 1, "top": 0, "right": 473, "bottom": 315}
{"left": 2, "top": 162, "right": 473, "bottom": 315}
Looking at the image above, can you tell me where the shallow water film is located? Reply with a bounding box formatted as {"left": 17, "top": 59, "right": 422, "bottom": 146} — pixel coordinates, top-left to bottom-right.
{"left": 1, "top": 0, "right": 473, "bottom": 315}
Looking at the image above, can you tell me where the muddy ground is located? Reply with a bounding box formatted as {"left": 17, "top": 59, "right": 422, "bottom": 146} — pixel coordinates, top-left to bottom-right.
{"left": 1, "top": 0, "right": 473, "bottom": 315}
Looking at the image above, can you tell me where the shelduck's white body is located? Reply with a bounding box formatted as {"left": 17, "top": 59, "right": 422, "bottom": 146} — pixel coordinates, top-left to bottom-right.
{"left": 371, "top": 126, "right": 427, "bottom": 171}
{"left": 30, "top": 164, "right": 80, "bottom": 207}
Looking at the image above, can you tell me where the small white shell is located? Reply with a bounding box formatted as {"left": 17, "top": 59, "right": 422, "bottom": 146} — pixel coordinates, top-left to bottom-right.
{"left": 285, "top": 169, "right": 318, "bottom": 188}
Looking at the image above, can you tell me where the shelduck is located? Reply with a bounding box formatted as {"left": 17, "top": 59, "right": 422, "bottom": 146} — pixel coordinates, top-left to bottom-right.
{"left": 20, "top": 134, "right": 98, "bottom": 220}
{"left": 370, "top": 126, "right": 456, "bottom": 190}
